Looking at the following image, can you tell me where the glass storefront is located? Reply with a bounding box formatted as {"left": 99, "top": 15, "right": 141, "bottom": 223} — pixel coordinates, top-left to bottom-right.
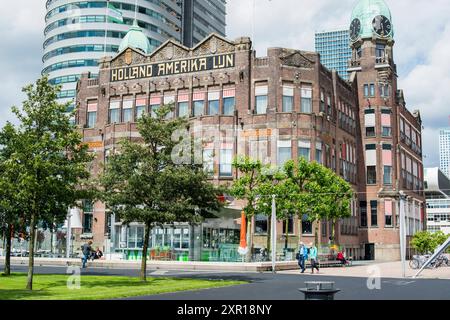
{"left": 113, "top": 209, "right": 242, "bottom": 262}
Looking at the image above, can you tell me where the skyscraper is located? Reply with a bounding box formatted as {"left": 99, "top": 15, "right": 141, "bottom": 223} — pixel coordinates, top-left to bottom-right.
{"left": 440, "top": 129, "right": 450, "bottom": 178}
{"left": 315, "top": 29, "right": 352, "bottom": 80}
{"left": 42, "top": 0, "right": 226, "bottom": 114}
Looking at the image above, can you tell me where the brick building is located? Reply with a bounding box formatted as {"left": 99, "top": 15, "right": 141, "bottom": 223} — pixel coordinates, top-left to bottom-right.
{"left": 74, "top": 0, "right": 425, "bottom": 262}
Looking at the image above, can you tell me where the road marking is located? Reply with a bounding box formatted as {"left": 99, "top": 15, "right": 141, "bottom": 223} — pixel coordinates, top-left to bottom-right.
{"left": 382, "top": 280, "right": 415, "bottom": 286}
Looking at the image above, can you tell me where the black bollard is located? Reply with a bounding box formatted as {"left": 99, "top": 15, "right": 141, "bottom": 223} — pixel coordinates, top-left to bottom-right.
{"left": 299, "top": 281, "right": 341, "bottom": 300}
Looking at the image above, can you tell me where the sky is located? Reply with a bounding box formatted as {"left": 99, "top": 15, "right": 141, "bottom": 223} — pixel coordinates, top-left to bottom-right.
{"left": 0, "top": 0, "right": 449, "bottom": 168}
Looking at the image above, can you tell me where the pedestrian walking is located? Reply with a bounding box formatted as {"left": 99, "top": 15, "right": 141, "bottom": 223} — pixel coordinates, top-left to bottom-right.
{"left": 309, "top": 242, "right": 319, "bottom": 274}
{"left": 81, "top": 240, "right": 93, "bottom": 268}
{"left": 297, "top": 242, "right": 308, "bottom": 273}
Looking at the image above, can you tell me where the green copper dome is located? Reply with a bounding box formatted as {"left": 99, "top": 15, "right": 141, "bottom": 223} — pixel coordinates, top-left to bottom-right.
{"left": 119, "top": 20, "right": 152, "bottom": 54}
{"left": 350, "top": 0, "right": 394, "bottom": 41}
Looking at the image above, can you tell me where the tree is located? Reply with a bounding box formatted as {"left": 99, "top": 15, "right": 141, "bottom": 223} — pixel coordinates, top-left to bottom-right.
{"left": 411, "top": 231, "right": 450, "bottom": 254}
{"left": 98, "top": 105, "right": 222, "bottom": 281}
{"left": 255, "top": 165, "right": 296, "bottom": 255}
{"left": 411, "top": 231, "right": 436, "bottom": 254}
{"left": 230, "top": 156, "right": 263, "bottom": 262}
{"left": 1, "top": 76, "right": 93, "bottom": 289}
{"left": 284, "top": 158, "right": 353, "bottom": 247}
{"left": 0, "top": 123, "right": 25, "bottom": 276}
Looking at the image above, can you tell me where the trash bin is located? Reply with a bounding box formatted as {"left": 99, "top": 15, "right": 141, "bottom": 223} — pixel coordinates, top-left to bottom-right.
{"left": 299, "top": 282, "right": 340, "bottom": 300}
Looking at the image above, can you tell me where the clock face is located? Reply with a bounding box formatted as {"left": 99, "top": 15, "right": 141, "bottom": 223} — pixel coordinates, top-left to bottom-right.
{"left": 372, "top": 15, "right": 392, "bottom": 37}
{"left": 350, "top": 18, "right": 361, "bottom": 41}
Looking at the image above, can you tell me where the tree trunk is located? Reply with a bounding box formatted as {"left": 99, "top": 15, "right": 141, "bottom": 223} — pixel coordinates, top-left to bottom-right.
{"left": 284, "top": 219, "right": 289, "bottom": 252}
{"left": 4, "top": 224, "right": 12, "bottom": 276}
{"left": 140, "top": 222, "right": 151, "bottom": 281}
{"left": 331, "top": 219, "right": 336, "bottom": 246}
{"left": 266, "top": 216, "right": 271, "bottom": 256}
{"left": 314, "top": 220, "right": 319, "bottom": 248}
{"left": 245, "top": 218, "right": 253, "bottom": 262}
{"left": 26, "top": 213, "right": 37, "bottom": 290}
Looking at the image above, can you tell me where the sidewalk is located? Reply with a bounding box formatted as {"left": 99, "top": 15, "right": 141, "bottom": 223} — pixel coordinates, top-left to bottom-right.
{"left": 279, "top": 261, "right": 450, "bottom": 280}
{"left": 0, "top": 256, "right": 299, "bottom": 272}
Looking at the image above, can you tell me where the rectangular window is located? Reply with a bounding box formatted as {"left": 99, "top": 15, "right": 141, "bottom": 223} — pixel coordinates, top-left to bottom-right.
{"left": 301, "top": 86, "right": 312, "bottom": 113}
{"left": 370, "top": 84, "right": 375, "bottom": 97}
{"left": 382, "top": 126, "right": 392, "bottom": 137}
{"left": 122, "top": 99, "right": 133, "bottom": 122}
{"left": 384, "top": 166, "right": 392, "bottom": 185}
{"left": 282, "top": 216, "right": 294, "bottom": 234}
{"left": 255, "top": 85, "right": 268, "bottom": 114}
{"left": 82, "top": 201, "right": 93, "bottom": 234}
{"left": 223, "top": 88, "right": 235, "bottom": 115}
{"left": 327, "top": 95, "right": 332, "bottom": 115}
{"left": 360, "top": 201, "right": 367, "bottom": 227}
{"left": 177, "top": 93, "right": 189, "bottom": 118}
{"left": 193, "top": 92, "right": 205, "bottom": 116}
{"left": 255, "top": 214, "right": 268, "bottom": 234}
{"left": 219, "top": 144, "right": 233, "bottom": 177}
{"left": 135, "top": 98, "right": 146, "bottom": 119}
{"left": 193, "top": 101, "right": 204, "bottom": 117}
{"left": 315, "top": 142, "right": 322, "bottom": 164}
{"left": 364, "top": 84, "right": 369, "bottom": 97}
{"left": 86, "top": 102, "right": 97, "bottom": 128}
{"left": 177, "top": 102, "right": 189, "bottom": 118}
{"left": 366, "top": 127, "right": 375, "bottom": 137}
{"left": 380, "top": 84, "right": 390, "bottom": 97}
{"left": 149, "top": 95, "right": 161, "bottom": 118}
{"left": 320, "top": 91, "right": 325, "bottom": 112}
{"left": 277, "top": 140, "right": 292, "bottom": 166}
{"left": 203, "top": 147, "right": 214, "bottom": 176}
{"left": 282, "top": 86, "right": 294, "bottom": 112}
{"left": 301, "top": 214, "right": 312, "bottom": 234}
{"left": 163, "top": 95, "right": 175, "bottom": 119}
{"left": 87, "top": 111, "right": 97, "bottom": 128}
{"left": 376, "top": 43, "right": 385, "bottom": 58}
{"left": 207, "top": 91, "right": 220, "bottom": 115}
{"left": 367, "top": 166, "right": 377, "bottom": 184}
{"left": 371, "top": 200, "right": 378, "bottom": 227}
{"left": 223, "top": 97, "right": 235, "bottom": 115}
{"left": 298, "top": 140, "right": 310, "bottom": 161}
{"left": 385, "top": 200, "right": 393, "bottom": 227}
{"left": 109, "top": 100, "right": 120, "bottom": 124}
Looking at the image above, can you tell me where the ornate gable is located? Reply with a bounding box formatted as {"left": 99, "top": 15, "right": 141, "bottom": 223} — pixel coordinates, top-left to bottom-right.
{"left": 149, "top": 40, "right": 190, "bottom": 63}
{"left": 280, "top": 50, "right": 315, "bottom": 69}
{"left": 192, "top": 34, "right": 236, "bottom": 57}
{"left": 110, "top": 48, "right": 148, "bottom": 68}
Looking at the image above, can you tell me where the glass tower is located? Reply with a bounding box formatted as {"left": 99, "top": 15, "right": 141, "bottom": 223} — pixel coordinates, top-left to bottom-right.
{"left": 440, "top": 129, "right": 450, "bottom": 179}
{"left": 315, "top": 29, "right": 352, "bottom": 80}
{"left": 43, "top": 0, "right": 226, "bottom": 115}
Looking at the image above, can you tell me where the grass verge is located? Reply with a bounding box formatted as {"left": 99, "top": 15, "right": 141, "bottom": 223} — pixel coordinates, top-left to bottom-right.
{"left": 0, "top": 273, "right": 246, "bottom": 300}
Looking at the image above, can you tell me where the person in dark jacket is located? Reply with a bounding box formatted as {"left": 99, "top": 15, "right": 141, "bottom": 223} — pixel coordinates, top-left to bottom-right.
{"left": 297, "top": 242, "right": 308, "bottom": 273}
{"left": 81, "top": 241, "right": 93, "bottom": 268}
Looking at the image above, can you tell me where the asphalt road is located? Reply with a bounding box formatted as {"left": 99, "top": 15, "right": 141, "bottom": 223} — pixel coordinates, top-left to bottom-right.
{"left": 2, "top": 264, "right": 450, "bottom": 300}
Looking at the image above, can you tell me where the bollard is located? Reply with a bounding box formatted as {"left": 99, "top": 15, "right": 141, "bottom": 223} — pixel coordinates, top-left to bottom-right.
{"left": 299, "top": 281, "right": 341, "bottom": 300}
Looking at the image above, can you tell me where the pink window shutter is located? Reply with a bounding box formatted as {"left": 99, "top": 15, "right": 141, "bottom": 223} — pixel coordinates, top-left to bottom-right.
{"left": 385, "top": 200, "right": 393, "bottom": 216}
{"left": 381, "top": 114, "right": 391, "bottom": 126}
{"left": 382, "top": 150, "right": 392, "bottom": 166}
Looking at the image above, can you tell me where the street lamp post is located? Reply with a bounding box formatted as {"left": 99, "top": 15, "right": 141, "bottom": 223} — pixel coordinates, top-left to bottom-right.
{"left": 399, "top": 191, "right": 407, "bottom": 278}
{"left": 271, "top": 194, "right": 276, "bottom": 274}
{"left": 66, "top": 208, "right": 71, "bottom": 259}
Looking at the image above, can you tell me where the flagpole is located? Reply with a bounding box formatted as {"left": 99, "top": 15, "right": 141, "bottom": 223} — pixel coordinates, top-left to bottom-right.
{"left": 104, "top": 0, "right": 109, "bottom": 57}
{"left": 134, "top": 0, "right": 138, "bottom": 21}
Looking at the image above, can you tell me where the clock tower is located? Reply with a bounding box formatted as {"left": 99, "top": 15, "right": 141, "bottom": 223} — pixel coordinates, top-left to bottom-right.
{"left": 348, "top": 0, "right": 425, "bottom": 261}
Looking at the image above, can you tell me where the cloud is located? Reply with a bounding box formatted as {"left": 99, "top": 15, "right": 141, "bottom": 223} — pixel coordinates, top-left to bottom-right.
{"left": 0, "top": 0, "right": 448, "bottom": 168}
{"left": 227, "top": 0, "right": 450, "bottom": 167}
{"left": 0, "top": 0, "right": 45, "bottom": 127}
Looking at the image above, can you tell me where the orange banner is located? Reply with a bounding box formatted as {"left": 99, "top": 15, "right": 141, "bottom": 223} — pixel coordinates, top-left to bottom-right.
{"left": 239, "top": 211, "right": 247, "bottom": 249}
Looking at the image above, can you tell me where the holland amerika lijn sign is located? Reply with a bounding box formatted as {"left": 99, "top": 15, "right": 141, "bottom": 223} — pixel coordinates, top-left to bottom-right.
{"left": 110, "top": 53, "right": 235, "bottom": 82}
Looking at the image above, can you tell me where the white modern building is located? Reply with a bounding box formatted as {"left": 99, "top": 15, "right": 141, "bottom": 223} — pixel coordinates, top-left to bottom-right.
{"left": 424, "top": 167, "right": 450, "bottom": 234}
{"left": 315, "top": 29, "right": 352, "bottom": 80}
{"left": 43, "top": 0, "right": 226, "bottom": 114}
{"left": 440, "top": 129, "right": 450, "bottom": 179}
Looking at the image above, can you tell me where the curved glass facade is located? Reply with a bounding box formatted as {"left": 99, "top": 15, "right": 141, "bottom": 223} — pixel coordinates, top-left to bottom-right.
{"left": 43, "top": 0, "right": 226, "bottom": 108}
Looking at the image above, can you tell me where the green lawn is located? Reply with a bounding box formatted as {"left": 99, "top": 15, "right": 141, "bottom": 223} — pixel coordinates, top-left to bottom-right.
{"left": 0, "top": 273, "right": 246, "bottom": 300}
